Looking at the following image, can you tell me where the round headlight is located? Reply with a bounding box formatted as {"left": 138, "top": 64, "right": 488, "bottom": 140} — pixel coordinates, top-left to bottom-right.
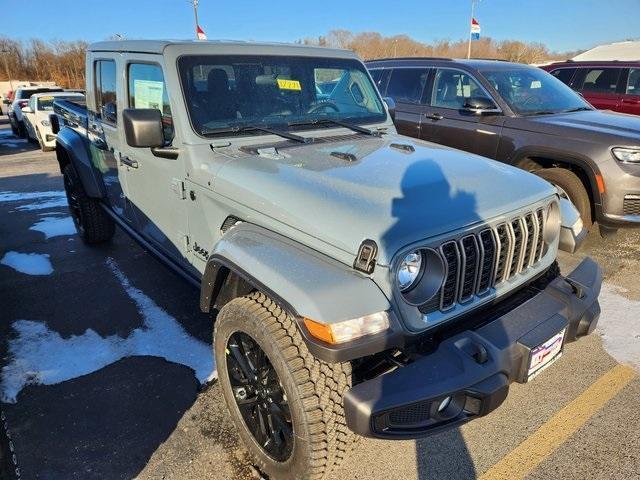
{"left": 397, "top": 251, "right": 422, "bottom": 292}
{"left": 397, "top": 248, "right": 445, "bottom": 306}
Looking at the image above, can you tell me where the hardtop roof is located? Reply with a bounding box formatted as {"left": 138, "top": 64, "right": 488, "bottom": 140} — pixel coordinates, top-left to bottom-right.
{"left": 89, "top": 39, "right": 357, "bottom": 59}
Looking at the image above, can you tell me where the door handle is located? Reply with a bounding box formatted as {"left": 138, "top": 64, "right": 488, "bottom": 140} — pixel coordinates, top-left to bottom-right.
{"left": 424, "top": 113, "right": 444, "bottom": 121}
{"left": 621, "top": 98, "right": 640, "bottom": 105}
{"left": 120, "top": 156, "right": 139, "bottom": 168}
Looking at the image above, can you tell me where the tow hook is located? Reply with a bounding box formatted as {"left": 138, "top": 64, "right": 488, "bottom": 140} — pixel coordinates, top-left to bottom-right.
{"left": 565, "top": 277, "right": 587, "bottom": 299}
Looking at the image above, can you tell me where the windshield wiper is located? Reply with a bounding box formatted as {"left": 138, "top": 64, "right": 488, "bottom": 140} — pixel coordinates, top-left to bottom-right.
{"left": 562, "top": 107, "right": 593, "bottom": 113}
{"left": 523, "top": 111, "right": 557, "bottom": 116}
{"left": 288, "top": 118, "right": 381, "bottom": 137}
{"left": 202, "top": 124, "right": 310, "bottom": 143}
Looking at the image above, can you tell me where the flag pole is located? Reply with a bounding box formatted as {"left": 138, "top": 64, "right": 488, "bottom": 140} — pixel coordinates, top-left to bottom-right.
{"left": 192, "top": 0, "right": 199, "bottom": 40}
{"left": 467, "top": 0, "right": 476, "bottom": 59}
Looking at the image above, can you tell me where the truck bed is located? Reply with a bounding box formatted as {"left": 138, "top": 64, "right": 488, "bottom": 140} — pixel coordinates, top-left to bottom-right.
{"left": 53, "top": 98, "right": 88, "bottom": 132}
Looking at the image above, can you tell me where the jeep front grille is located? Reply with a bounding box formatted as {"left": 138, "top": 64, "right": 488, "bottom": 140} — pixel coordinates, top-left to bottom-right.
{"left": 420, "top": 208, "right": 546, "bottom": 314}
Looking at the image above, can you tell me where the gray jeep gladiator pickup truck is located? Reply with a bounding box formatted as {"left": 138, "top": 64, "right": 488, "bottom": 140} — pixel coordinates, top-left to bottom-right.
{"left": 53, "top": 40, "right": 601, "bottom": 480}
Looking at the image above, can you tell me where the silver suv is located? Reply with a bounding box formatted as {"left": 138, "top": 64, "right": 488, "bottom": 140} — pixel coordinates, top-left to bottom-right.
{"left": 52, "top": 40, "right": 600, "bottom": 480}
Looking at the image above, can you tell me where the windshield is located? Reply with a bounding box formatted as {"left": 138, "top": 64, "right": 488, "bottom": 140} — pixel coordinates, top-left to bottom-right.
{"left": 481, "top": 67, "right": 591, "bottom": 115}
{"left": 37, "top": 95, "right": 82, "bottom": 111}
{"left": 178, "top": 55, "right": 386, "bottom": 136}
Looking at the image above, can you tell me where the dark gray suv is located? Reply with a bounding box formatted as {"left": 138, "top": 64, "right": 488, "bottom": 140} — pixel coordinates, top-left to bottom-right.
{"left": 367, "top": 58, "right": 640, "bottom": 233}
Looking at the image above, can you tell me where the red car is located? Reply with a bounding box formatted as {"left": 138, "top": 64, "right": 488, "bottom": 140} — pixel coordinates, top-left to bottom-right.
{"left": 541, "top": 61, "right": 640, "bottom": 116}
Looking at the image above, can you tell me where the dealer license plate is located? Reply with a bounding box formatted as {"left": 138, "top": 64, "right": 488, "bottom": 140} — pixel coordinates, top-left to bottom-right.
{"left": 526, "top": 329, "right": 566, "bottom": 382}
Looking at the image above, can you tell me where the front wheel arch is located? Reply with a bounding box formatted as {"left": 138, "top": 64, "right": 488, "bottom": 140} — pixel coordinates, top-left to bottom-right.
{"left": 514, "top": 154, "right": 599, "bottom": 223}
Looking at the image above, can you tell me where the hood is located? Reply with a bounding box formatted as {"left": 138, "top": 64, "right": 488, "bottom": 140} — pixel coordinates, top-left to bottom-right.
{"left": 507, "top": 110, "right": 640, "bottom": 144}
{"left": 214, "top": 135, "right": 556, "bottom": 265}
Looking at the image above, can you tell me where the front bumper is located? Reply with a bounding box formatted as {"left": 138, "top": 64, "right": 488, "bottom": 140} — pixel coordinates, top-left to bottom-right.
{"left": 344, "top": 257, "right": 602, "bottom": 439}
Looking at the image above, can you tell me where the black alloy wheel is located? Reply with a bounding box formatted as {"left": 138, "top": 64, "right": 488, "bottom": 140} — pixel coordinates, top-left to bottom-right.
{"left": 226, "top": 331, "right": 293, "bottom": 462}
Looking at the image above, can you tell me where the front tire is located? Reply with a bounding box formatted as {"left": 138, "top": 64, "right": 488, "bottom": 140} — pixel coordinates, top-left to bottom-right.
{"left": 536, "top": 168, "right": 592, "bottom": 228}
{"left": 17, "top": 120, "right": 27, "bottom": 138}
{"left": 62, "top": 164, "right": 115, "bottom": 244}
{"left": 214, "top": 292, "right": 356, "bottom": 480}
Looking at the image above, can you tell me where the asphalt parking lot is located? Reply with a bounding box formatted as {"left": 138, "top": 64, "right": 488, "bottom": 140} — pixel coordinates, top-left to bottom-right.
{"left": 0, "top": 115, "right": 639, "bottom": 480}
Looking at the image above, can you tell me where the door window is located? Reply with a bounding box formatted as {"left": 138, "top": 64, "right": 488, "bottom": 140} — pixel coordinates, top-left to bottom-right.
{"left": 385, "top": 68, "right": 429, "bottom": 104}
{"left": 625, "top": 68, "right": 640, "bottom": 96}
{"left": 95, "top": 60, "right": 117, "bottom": 124}
{"left": 577, "top": 68, "right": 621, "bottom": 94}
{"left": 550, "top": 68, "right": 576, "bottom": 86}
{"left": 128, "top": 63, "right": 174, "bottom": 143}
{"left": 431, "top": 69, "right": 490, "bottom": 109}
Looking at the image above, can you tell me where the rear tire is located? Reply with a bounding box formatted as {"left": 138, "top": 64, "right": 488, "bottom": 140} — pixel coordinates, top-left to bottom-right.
{"left": 62, "top": 164, "right": 115, "bottom": 244}
{"left": 536, "top": 168, "right": 592, "bottom": 228}
{"left": 214, "top": 292, "right": 356, "bottom": 480}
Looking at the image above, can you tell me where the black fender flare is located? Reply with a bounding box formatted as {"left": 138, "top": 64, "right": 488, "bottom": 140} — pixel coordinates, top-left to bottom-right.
{"left": 199, "top": 223, "right": 399, "bottom": 363}
{"left": 56, "top": 128, "right": 105, "bottom": 199}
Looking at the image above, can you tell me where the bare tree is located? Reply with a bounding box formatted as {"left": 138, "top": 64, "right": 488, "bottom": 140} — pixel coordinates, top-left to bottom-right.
{"left": 302, "top": 30, "right": 578, "bottom": 64}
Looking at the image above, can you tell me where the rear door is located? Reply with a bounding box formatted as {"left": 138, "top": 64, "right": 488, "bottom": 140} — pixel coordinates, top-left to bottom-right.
{"left": 119, "top": 56, "right": 189, "bottom": 265}
{"left": 421, "top": 68, "right": 503, "bottom": 159}
{"left": 88, "top": 55, "right": 134, "bottom": 223}
{"left": 572, "top": 67, "right": 623, "bottom": 111}
{"left": 619, "top": 67, "right": 640, "bottom": 115}
{"left": 382, "top": 67, "right": 430, "bottom": 138}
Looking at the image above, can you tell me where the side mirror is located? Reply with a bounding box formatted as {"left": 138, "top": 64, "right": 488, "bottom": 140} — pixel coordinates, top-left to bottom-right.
{"left": 383, "top": 97, "right": 396, "bottom": 122}
{"left": 21, "top": 106, "right": 33, "bottom": 114}
{"left": 50, "top": 114, "right": 60, "bottom": 135}
{"left": 462, "top": 96, "right": 500, "bottom": 115}
{"left": 122, "top": 108, "right": 164, "bottom": 148}
{"left": 2, "top": 99, "right": 10, "bottom": 105}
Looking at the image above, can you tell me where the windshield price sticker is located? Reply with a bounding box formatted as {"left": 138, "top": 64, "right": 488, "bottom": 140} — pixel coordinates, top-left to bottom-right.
{"left": 277, "top": 79, "right": 302, "bottom": 91}
{"left": 134, "top": 79, "right": 164, "bottom": 110}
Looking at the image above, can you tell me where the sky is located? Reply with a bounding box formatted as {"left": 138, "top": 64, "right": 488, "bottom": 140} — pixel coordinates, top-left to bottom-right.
{"left": 3, "top": 0, "right": 638, "bottom": 52}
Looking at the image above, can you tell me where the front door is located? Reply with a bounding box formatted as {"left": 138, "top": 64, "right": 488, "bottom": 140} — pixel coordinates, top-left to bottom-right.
{"left": 421, "top": 68, "right": 503, "bottom": 159}
{"left": 119, "top": 56, "right": 189, "bottom": 266}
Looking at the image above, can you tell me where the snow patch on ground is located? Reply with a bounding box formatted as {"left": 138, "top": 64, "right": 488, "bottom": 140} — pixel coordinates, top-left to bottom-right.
{"left": 0, "top": 258, "right": 216, "bottom": 403}
{"left": 29, "top": 215, "right": 76, "bottom": 239}
{"left": 0, "top": 251, "right": 53, "bottom": 276}
{"left": 0, "top": 191, "right": 65, "bottom": 202}
{"left": 0, "top": 190, "right": 68, "bottom": 212}
{"left": 597, "top": 283, "right": 640, "bottom": 372}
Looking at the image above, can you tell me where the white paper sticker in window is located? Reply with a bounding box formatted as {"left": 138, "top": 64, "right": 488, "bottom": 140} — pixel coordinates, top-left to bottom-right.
{"left": 134, "top": 79, "right": 164, "bottom": 110}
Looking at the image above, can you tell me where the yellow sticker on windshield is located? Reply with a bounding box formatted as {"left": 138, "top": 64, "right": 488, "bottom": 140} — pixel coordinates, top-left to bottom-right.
{"left": 277, "top": 79, "right": 302, "bottom": 91}
{"left": 40, "top": 96, "right": 54, "bottom": 101}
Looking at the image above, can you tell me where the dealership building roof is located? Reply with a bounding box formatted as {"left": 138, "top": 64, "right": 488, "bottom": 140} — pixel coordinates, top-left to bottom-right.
{"left": 573, "top": 40, "right": 640, "bottom": 61}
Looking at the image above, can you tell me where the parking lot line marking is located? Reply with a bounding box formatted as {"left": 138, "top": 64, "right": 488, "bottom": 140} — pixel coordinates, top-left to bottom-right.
{"left": 479, "top": 364, "right": 636, "bottom": 480}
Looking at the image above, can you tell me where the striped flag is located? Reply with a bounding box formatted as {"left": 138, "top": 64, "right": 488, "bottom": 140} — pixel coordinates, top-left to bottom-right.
{"left": 471, "top": 18, "right": 481, "bottom": 40}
